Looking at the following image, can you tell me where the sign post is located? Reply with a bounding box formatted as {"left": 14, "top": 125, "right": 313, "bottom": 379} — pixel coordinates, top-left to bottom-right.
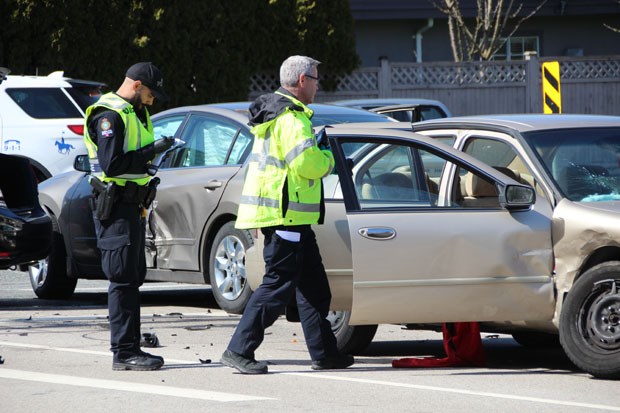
{"left": 542, "top": 61, "right": 562, "bottom": 114}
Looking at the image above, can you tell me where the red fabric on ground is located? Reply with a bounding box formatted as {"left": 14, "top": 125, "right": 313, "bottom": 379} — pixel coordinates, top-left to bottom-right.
{"left": 392, "top": 322, "right": 486, "bottom": 368}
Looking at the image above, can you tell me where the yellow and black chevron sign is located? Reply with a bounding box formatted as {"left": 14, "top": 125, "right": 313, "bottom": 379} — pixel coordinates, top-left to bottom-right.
{"left": 542, "top": 61, "right": 562, "bottom": 114}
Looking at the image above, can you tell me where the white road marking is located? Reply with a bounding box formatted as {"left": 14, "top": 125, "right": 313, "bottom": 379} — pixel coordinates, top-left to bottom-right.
{"left": 282, "top": 372, "right": 620, "bottom": 412}
{"left": 0, "top": 368, "right": 273, "bottom": 402}
{"left": 0, "top": 310, "right": 231, "bottom": 323}
{"left": 1, "top": 341, "right": 617, "bottom": 410}
{"left": 13, "top": 282, "right": 208, "bottom": 293}
{"left": 0, "top": 341, "right": 194, "bottom": 364}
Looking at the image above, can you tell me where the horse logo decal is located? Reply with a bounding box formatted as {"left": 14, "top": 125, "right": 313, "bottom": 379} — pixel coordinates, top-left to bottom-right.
{"left": 55, "top": 137, "right": 75, "bottom": 154}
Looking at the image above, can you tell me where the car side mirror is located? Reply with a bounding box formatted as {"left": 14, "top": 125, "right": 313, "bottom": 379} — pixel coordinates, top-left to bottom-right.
{"left": 502, "top": 184, "right": 535, "bottom": 211}
{"left": 74, "top": 155, "right": 90, "bottom": 173}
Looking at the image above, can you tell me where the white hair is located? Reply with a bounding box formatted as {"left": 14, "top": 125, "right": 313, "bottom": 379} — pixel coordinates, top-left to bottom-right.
{"left": 279, "top": 55, "right": 321, "bottom": 87}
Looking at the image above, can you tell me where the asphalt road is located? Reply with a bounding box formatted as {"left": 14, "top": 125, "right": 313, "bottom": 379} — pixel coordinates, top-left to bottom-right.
{"left": 1, "top": 269, "right": 620, "bottom": 413}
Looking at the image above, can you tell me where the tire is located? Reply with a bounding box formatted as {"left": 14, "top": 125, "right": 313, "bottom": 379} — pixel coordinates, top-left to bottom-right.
{"left": 208, "top": 221, "right": 253, "bottom": 314}
{"left": 512, "top": 332, "right": 560, "bottom": 348}
{"left": 28, "top": 216, "right": 77, "bottom": 299}
{"left": 327, "top": 310, "right": 377, "bottom": 354}
{"left": 559, "top": 261, "right": 620, "bottom": 379}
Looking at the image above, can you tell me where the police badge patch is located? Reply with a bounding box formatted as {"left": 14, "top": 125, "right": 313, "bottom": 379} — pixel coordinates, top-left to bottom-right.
{"left": 100, "top": 118, "right": 113, "bottom": 137}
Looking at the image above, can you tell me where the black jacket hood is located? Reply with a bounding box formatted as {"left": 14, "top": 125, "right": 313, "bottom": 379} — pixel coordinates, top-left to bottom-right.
{"left": 248, "top": 88, "right": 304, "bottom": 126}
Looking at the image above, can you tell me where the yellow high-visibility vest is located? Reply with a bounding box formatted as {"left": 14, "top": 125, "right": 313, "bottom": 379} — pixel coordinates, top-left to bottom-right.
{"left": 236, "top": 92, "right": 334, "bottom": 229}
{"left": 84, "top": 93, "right": 154, "bottom": 186}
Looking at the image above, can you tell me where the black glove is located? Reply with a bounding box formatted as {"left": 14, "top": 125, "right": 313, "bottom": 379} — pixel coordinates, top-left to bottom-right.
{"left": 138, "top": 136, "right": 175, "bottom": 163}
{"left": 316, "top": 128, "right": 330, "bottom": 151}
{"left": 153, "top": 136, "right": 175, "bottom": 154}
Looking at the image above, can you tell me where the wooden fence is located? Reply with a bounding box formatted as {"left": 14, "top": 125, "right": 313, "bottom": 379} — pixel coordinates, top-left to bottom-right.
{"left": 248, "top": 54, "right": 620, "bottom": 116}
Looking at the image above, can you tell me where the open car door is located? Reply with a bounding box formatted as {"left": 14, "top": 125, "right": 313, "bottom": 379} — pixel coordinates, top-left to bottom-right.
{"left": 329, "top": 129, "right": 555, "bottom": 326}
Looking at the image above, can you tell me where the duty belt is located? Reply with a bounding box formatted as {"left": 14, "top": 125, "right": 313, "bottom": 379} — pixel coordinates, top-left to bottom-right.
{"left": 89, "top": 177, "right": 160, "bottom": 220}
{"left": 115, "top": 181, "right": 149, "bottom": 204}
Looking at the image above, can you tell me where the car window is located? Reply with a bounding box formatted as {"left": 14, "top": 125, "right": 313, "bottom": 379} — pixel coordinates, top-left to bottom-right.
{"left": 450, "top": 166, "right": 500, "bottom": 208}
{"left": 65, "top": 87, "right": 104, "bottom": 111}
{"left": 435, "top": 135, "right": 456, "bottom": 146}
{"left": 463, "top": 137, "right": 545, "bottom": 198}
{"left": 345, "top": 139, "right": 503, "bottom": 210}
{"left": 419, "top": 106, "right": 447, "bottom": 121}
{"left": 463, "top": 138, "right": 515, "bottom": 167}
{"left": 153, "top": 115, "right": 185, "bottom": 141}
{"left": 381, "top": 106, "right": 447, "bottom": 122}
{"left": 6, "top": 87, "right": 82, "bottom": 119}
{"left": 171, "top": 114, "right": 244, "bottom": 168}
{"left": 382, "top": 110, "right": 410, "bottom": 122}
{"left": 354, "top": 143, "right": 431, "bottom": 209}
{"left": 227, "top": 128, "right": 253, "bottom": 165}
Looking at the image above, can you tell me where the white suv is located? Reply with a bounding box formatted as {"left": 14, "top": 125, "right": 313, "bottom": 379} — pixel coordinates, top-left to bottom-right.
{"left": 0, "top": 68, "right": 107, "bottom": 181}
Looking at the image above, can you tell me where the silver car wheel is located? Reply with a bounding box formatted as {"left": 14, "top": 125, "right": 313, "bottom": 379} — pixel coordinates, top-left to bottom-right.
{"left": 327, "top": 310, "right": 347, "bottom": 332}
{"left": 213, "top": 234, "right": 247, "bottom": 301}
{"left": 29, "top": 258, "right": 48, "bottom": 289}
{"left": 327, "top": 310, "right": 378, "bottom": 354}
{"left": 560, "top": 262, "right": 620, "bottom": 379}
{"left": 582, "top": 279, "right": 620, "bottom": 351}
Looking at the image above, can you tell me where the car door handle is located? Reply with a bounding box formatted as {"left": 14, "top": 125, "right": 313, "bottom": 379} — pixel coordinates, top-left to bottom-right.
{"left": 358, "top": 227, "right": 396, "bottom": 240}
{"left": 204, "top": 180, "right": 223, "bottom": 190}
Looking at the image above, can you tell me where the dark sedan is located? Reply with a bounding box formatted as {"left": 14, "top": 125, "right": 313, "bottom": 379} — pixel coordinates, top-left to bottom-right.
{"left": 0, "top": 154, "right": 51, "bottom": 270}
{"left": 33, "top": 102, "right": 393, "bottom": 311}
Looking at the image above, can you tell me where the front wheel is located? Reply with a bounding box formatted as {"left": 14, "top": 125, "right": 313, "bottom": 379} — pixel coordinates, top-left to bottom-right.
{"left": 28, "top": 216, "right": 77, "bottom": 299}
{"left": 208, "top": 222, "right": 253, "bottom": 314}
{"left": 559, "top": 262, "right": 620, "bottom": 379}
{"left": 327, "top": 310, "right": 377, "bottom": 354}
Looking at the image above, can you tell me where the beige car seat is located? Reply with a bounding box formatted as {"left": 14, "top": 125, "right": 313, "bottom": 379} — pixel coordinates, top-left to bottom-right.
{"left": 462, "top": 173, "right": 499, "bottom": 207}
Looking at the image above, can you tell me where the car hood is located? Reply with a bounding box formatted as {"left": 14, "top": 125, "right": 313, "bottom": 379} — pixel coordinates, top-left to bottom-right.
{"left": 574, "top": 200, "right": 620, "bottom": 215}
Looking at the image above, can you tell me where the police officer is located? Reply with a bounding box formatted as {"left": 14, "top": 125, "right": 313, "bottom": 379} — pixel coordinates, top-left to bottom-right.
{"left": 221, "top": 55, "right": 354, "bottom": 374}
{"left": 84, "top": 62, "right": 174, "bottom": 371}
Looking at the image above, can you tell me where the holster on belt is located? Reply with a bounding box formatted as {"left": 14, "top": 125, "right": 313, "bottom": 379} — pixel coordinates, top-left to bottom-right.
{"left": 143, "top": 177, "right": 160, "bottom": 209}
{"left": 89, "top": 177, "right": 160, "bottom": 219}
{"left": 89, "top": 177, "right": 116, "bottom": 221}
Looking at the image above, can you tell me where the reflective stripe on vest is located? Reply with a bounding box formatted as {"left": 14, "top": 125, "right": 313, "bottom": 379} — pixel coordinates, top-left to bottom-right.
{"left": 238, "top": 196, "right": 320, "bottom": 213}
{"left": 246, "top": 130, "right": 287, "bottom": 170}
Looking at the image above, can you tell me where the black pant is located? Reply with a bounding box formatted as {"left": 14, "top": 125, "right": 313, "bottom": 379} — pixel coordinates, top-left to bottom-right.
{"left": 92, "top": 201, "right": 146, "bottom": 360}
{"left": 227, "top": 225, "right": 338, "bottom": 361}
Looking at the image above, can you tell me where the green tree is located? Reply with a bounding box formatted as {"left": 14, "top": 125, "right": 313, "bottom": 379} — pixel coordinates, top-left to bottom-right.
{"left": 0, "top": 0, "right": 359, "bottom": 108}
{"left": 294, "top": 0, "right": 359, "bottom": 90}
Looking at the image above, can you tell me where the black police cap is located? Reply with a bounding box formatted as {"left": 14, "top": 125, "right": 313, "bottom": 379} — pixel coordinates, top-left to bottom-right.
{"left": 126, "top": 62, "right": 168, "bottom": 102}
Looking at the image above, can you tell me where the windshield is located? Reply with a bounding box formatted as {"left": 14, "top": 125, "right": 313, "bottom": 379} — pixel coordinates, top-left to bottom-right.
{"left": 523, "top": 127, "right": 620, "bottom": 202}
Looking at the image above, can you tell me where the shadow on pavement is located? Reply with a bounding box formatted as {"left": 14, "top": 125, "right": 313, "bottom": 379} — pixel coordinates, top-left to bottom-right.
{"left": 361, "top": 337, "right": 581, "bottom": 375}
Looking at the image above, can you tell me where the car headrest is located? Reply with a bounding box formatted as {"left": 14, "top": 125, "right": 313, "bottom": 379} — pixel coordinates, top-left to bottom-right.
{"left": 465, "top": 173, "right": 497, "bottom": 197}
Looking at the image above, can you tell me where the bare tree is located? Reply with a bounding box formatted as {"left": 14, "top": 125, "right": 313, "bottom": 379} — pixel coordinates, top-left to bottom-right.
{"left": 604, "top": 0, "right": 620, "bottom": 33}
{"left": 432, "top": 0, "right": 547, "bottom": 61}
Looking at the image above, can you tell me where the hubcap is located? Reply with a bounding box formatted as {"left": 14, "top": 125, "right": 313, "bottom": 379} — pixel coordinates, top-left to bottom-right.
{"left": 28, "top": 258, "right": 48, "bottom": 288}
{"left": 213, "top": 235, "right": 246, "bottom": 301}
{"left": 582, "top": 279, "right": 620, "bottom": 351}
{"left": 327, "top": 310, "right": 347, "bottom": 333}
